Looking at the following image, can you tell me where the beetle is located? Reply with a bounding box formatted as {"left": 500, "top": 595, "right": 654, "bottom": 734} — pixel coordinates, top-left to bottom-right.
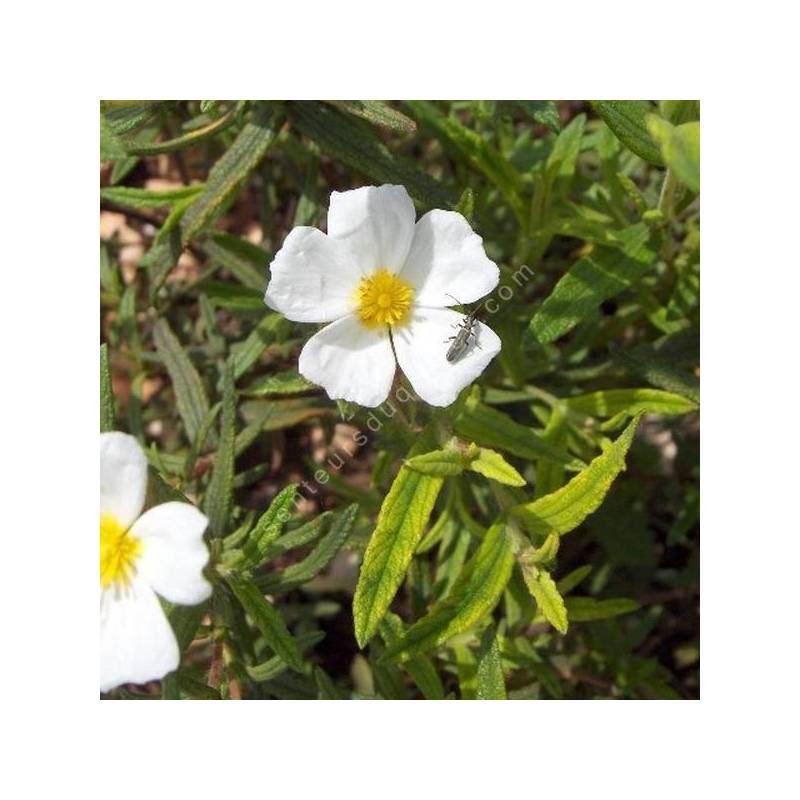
{"left": 444, "top": 294, "right": 483, "bottom": 363}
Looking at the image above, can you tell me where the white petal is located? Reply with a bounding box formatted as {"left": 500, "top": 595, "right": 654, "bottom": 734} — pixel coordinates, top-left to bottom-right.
{"left": 298, "top": 314, "right": 396, "bottom": 407}
{"left": 265, "top": 227, "right": 361, "bottom": 322}
{"left": 327, "top": 185, "right": 416, "bottom": 274}
{"left": 100, "top": 432, "right": 147, "bottom": 529}
{"left": 100, "top": 579, "right": 179, "bottom": 693}
{"left": 393, "top": 308, "right": 502, "bottom": 407}
{"left": 400, "top": 210, "right": 499, "bottom": 307}
{"left": 130, "top": 502, "right": 212, "bottom": 606}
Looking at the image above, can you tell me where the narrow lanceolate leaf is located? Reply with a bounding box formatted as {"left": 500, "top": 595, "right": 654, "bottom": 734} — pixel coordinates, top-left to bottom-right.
{"left": 469, "top": 448, "right": 526, "bottom": 487}
{"left": 476, "top": 626, "right": 507, "bottom": 700}
{"left": 353, "top": 433, "right": 445, "bottom": 647}
{"left": 201, "top": 233, "right": 266, "bottom": 292}
{"left": 515, "top": 100, "right": 561, "bottom": 133}
{"left": 382, "top": 520, "right": 515, "bottom": 662}
{"left": 203, "top": 362, "right": 236, "bottom": 538}
{"left": 229, "top": 313, "right": 286, "bottom": 382}
{"left": 327, "top": 101, "right": 417, "bottom": 135}
{"left": 379, "top": 613, "right": 446, "bottom": 700}
{"left": 245, "top": 631, "right": 325, "bottom": 682}
{"left": 545, "top": 113, "right": 586, "bottom": 184}
{"left": 123, "top": 107, "right": 239, "bottom": 156}
{"left": 512, "top": 416, "right": 640, "bottom": 536}
{"left": 565, "top": 596, "right": 640, "bottom": 622}
{"left": 242, "top": 370, "right": 316, "bottom": 397}
{"left": 100, "top": 184, "right": 204, "bottom": 209}
{"left": 646, "top": 115, "right": 700, "bottom": 192}
{"left": 287, "top": 101, "right": 455, "bottom": 209}
{"left": 611, "top": 335, "right": 700, "bottom": 403}
{"left": 404, "top": 445, "right": 475, "bottom": 477}
{"left": 530, "top": 222, "right": 658, "bottom": 344}
{"left": 224, "top": 573, "right": 304, "bottom": 673}
{"left": 102, "top": 102, "right": 162, "bottom": 136}
{"left": 522, "top": 566, "right": 568, "bottom": 634}
{"left": 566, "top": 388, "right": 698, "bottom": 422}
{"left": 591, "top": 101, "right": 665, "bottom": 166}
{"left": 236, "top": 484, "right": 298, "bottom": 569}
{"left": 181, "top": 104, "right": 279, "bottom": 244}
{"left": 258, "top": 504, "right": 358, "bottom": 593}
{"left": 265, "top": 512, "right": 331, "bottom": 558}
{"left": 152, "top": 319, "right": 210, "bottom": 445}
{"left": 454, "top": 394, "right": 584, "bottom": 471}
{"left": 100, "top": 343, "right": 114, "bottom": 432}
{"left": 406, "top": 100, "right": 524, "bottom": 220}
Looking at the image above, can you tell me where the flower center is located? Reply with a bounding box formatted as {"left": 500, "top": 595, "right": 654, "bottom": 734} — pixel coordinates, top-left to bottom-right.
{"left": 355, "top": 269, "right": 414, "bottom": 329}
{"left": 100, "top": 513, "right": 142, "bottom": 589}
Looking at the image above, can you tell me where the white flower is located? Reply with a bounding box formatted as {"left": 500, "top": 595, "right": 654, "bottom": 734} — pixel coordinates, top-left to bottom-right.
{"left": 265, "top": 184, "right": 502, "bottom": 407}
{"left": 100, "top": 432, "right": 211, "bottom": 693}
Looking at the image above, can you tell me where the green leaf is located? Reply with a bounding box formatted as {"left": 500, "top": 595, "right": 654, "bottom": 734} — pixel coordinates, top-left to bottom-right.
{"left": 379, "top": 613, "right": 446, "bottom": 700}
{"left": 100, "top": 343, "right": 114, "bottom": 432}
{"left": 181, "top": 104, "right": 280, "bottom": 244}
{"left": 123, "top": 107, "right": 239, "bottom": 155}
{"left": 200, "top": 281, "right": 264, "bottom": 313}
{"left": 201, "top": 233, "right": 266, "bottom": 292}
{"left": 327, "top": 101, "right": 417, "bottom": 134}
{"left": 287, "top": 101, "right": 455, "bottom": 209}
{"left": 545, "top": 113, "right": 586, "bottom": 183}
{"left": 102, "top": 102, "right": 162, "bottom": 136}
{"left": 382, "top": 520, "right": 515, "bottom": 661}
{"left": 512, "top": 416, "right": 640, "bottom": 536}
{"left": 353, "top": 431, "right": 446, "bottom": 647}
{"left": 235, "top": 484, "right": 299, "bottom": 570}
{"left": 241, "top": 370, "right": 316, "bottom": 397}
{"left": 557, "top": 565, "right": 592, "bottom": 595}
{"left": 152, "top": 319, "right": 211, "bottom": 445}
{"left": 229, "top": 313, "right": 286, "bottom": 382}
{"left": 566, "top": 388, "right": 698, "bottom": 425}
{"left": 265, "top": 512, "right": 332, "bottom": 558}
{"left": 591, "top": 101, "right": 665, "bottom": 166}
{"left": 521, "top": 566, "right": 568, "bottom": 633}
{"left": 406, "top": 100, "right": 524, "bottom": 220}
{"left": 454, "top": 187, "right": 475, "bottom": 221}
{"left": 530, "top": 222, "right": 658, "bottom": 344}
{"left": 100, "top": 184, "right": 204, "bottom": 209}
{"left": 246, "top": 631, "right": 325, "bottom": 682}
{"left": 203, "top": 361, "right": 236, "bottom": 537}
{"left": 646, "top": 115, "right": 700, "bottom": 192}
{"left": 516, "top": 100, "right": 561, "bottom": 133}
{"left": 476, "top": 626, "right": 507, "bottom": 699}
{"left": 454, "top": 394, "right": 584, "bottom": 471}
{"left": 141, "top": 228, "right": 182, "bottom": 300}
{"left": 658, "top": 100, "right": 700, "bottom": 126}
{"left": 469, "top": 447, "right": 526, "bottom": 487}
{"left": 258, "top": 504, "right": 358, "bottom": 593}
{"left": 564, "top": 596, "right": 640, "bottom": 622}
{"left": 314, "top": 666, "right": 346, "bottom": 699}
{"left": 611, "top": 334, "right": 700, "bottom": 403}
{"left": 404, "top": 444, "right": 475, "bottom": 477}
{"left": 223, "top": 573, "right": 304, "bottom": 673}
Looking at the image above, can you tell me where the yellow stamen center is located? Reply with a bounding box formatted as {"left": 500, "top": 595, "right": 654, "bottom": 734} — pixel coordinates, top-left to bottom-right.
{"left": 100, "top": 513, "right": 142, "bottom": 589}
{"left": 355, "top": 269, "right": 414, "bottom": 329}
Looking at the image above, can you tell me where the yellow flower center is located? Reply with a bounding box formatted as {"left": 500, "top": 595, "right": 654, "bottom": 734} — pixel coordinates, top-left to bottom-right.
{"left": 100, "top": 513, "right": 142, "bottom": 589}
{"left": 355, "top": 269, "right": 414, "bottom": 329}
